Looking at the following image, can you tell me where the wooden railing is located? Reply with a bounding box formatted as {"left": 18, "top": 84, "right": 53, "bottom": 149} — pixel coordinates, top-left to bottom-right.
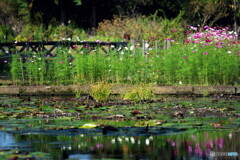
{"left": 0, "top": 41, "right": 128, "bottom": 56}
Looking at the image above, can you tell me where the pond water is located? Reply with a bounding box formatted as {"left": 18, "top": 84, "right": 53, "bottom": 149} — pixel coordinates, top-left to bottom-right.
{"left": 0, "top": 95, "right": 239, "bottom": 159}
{"left": 0, "top": 129, "right": 239, "bottom": 159}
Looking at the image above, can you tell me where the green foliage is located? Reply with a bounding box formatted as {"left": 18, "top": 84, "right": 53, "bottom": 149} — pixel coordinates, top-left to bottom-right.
{"left": 97, "top": 12, "right": 185, "bottom": 42}
{"left": 90, "top": 82, "right": 112, "bottom": 102}
{"left": 0, "top": 25, "right": 14, "bottom": 42}
{"left": 9, "top": 39, "right": 239, "bottom": 86}
{"left": 123, "top": 85, "right": 154, "bottom": 102}
{"left": 15, "top": 24, "right": 87, "bottom": 42}
{"left": 10, "top": 54, "right": 24, "bottom": 84}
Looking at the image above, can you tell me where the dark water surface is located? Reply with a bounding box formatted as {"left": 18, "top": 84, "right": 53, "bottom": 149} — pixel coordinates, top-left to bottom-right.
{"left": 0, "top": 129, "right": 239, "bottom": 160}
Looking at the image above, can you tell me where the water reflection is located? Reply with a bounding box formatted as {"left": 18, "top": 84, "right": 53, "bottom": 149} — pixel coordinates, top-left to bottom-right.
{"left": 1, "top": 131, "right": 239, "bottom": 159}
{"left": 0, "top": 131, "right": 17, "bottom": 149}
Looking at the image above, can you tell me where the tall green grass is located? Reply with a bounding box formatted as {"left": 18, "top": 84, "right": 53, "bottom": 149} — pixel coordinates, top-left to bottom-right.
{"left": 9, "top": 43, "right": 239, "bottom": 86}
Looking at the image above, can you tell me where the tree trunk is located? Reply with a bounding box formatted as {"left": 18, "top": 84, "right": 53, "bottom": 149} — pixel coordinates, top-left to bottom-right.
{"left": 60, "top": 0, "right": 66, "bottom": 26}
{"left": 233, "top": 0, "right": 238, "bottom": 41}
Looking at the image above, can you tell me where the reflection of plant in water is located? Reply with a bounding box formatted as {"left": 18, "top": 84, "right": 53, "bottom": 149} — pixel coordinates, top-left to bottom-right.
{"left": 9, "top": 131, "right": 239, "bottom": 159}
{"left": 166, "top": 132, "right": 229, "bottom": 158}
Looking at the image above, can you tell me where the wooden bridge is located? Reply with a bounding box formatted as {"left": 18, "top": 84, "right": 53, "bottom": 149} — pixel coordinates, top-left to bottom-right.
{"left": 0, "top": 41, "right": 128, "bottom": 57}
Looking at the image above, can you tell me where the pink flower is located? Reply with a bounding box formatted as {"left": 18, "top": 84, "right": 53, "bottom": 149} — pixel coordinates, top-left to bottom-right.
{"left": 3, "top": 60, "right": 8, "bottom": 63}
{"left": 185, "top": 39, "right": 190, "bottom": 43}
{"left": 172, "top": 29, "right": 178, "bottom": 32}
{"left": 96, "top": 143, "right": 103, "bottom": 149}
{"left": 184, "top": 57, "right": 188, "bottom": 59}
{"left": 204, "top": 52, "right": 208, "bottom": 55}
{"left": 166, "top": 38, "right": 174, "bottom": 42}
{"left": 72, "top": 46, "right": 78, "bottom": 49}
{"left": 96, "top": 39, "right": 102, "bottom": 42}
{"left": 59, "top": 61, "right": 63, "bottom": 64}
{"left": 186, "top": 30, "right": 191, "bottom": 35}
{"left": 205, "top": 39, "right": 212, "bottom": 43}
{"left": 192, "top": 50, "right": 196, "bottom": 52}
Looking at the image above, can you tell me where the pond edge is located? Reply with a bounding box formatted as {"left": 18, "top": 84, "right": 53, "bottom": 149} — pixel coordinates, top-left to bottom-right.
{"left": 0, "top": 85, "right": 239, "bottom": 96}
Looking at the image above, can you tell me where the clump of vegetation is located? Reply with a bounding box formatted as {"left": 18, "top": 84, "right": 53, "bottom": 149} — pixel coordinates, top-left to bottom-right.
{"left": 15, "top": 24, "right": 87, "bottom": 42}
{"left": 90, "top": 82, "right": 112, "bottom": 102}
{"left": 124, "top": 85, "right": 154, "bottom": 102}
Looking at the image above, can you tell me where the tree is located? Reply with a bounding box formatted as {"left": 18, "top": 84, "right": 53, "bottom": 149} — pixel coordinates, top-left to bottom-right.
{"left": 231, "top": 0, "right": 239, "bottom": 39}
{"left": 184, "top": 0, "right": 231, "bottom": 27}
{"left": 54, "top": 0, "right": 82, "bottom": 26}
{"left": 0, "top": 0, "right": 29, "bottom": 36}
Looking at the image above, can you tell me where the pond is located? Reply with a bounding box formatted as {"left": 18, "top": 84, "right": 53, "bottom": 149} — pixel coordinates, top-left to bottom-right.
{"left": 0, "top": 95, "right": 239, "bottom": 159}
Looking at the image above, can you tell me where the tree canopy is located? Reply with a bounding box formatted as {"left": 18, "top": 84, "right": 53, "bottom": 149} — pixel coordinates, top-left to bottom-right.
{"left": 0, "top": 0, "right": 239, "bottom": 39}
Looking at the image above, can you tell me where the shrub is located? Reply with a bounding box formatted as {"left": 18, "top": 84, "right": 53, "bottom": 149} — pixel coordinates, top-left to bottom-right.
{"left": 97, "top": 12, "right": 185, "bottom": 42}
{"left": 90, "top": 82, "right": 112, "bottom": 102}
{"left": 123, "top": 85, "right": 154, "bottom": 102}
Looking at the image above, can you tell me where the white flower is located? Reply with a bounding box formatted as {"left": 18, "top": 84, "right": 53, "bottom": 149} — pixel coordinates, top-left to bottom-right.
{"left": 145, "top": 43, "right": 149, "bottom": 48}
{"left": 121, "top": 51, "right": 124, "bottom": 55}
{"left": 130, "top": 137, "right": 135, "bottom": 144}
{"left": 138, "top": 140, "right": 141, "bottom": 145}
{"left": 117, "top": 47, "right": 122, "bottom": 51}
{"left": 111, "top": 138, "right": 116, "bottom": 144}
{"left": 38, "top": 68, "right": 41, "bottom": 70}
{"left": 124, "top": 46, "right": 128, "bottom": 50}
{"left": 145, "top": 138, "right": 150, "bottom": 146}
{"left": 179, "top": 81, "right": 182, "bottom": 85}
{"left": 130, "top": 45, "right": 134, "bottom": 50}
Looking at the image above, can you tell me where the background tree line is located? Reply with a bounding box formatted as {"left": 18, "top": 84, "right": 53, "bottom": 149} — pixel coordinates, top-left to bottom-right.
{"left": 0, "top": 0, "right": 239, "bottom": 42}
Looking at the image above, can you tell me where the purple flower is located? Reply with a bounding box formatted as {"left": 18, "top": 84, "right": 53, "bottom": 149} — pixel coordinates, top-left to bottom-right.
{"left": 204, "top": 52, "right": 209, "bottom": 55}
{"left": 184, "top": 57, "right": 188, "bottom": 59}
